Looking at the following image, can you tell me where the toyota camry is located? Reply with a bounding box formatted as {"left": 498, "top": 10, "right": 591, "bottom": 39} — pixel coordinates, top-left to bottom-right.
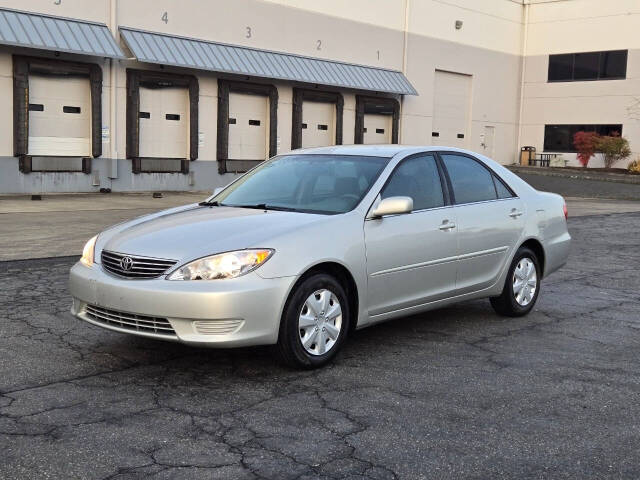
{"left": 69, "top": 146, "right": 571, "bottom": 368}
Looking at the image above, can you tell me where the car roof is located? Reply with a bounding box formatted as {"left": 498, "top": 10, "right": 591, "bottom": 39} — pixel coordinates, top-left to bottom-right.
{"left": 291, "top": 145, "right": 478, "bottom": 158}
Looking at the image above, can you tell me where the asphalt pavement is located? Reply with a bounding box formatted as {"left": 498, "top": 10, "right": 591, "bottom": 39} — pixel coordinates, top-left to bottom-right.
{"left": 1, "top": 211, "right": 639, "bottom": 479}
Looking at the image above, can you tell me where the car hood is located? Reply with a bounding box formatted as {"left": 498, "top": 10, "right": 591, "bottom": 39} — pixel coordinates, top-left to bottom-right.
{"left": 100, "top": 205, "right": 326, "bottom": 263}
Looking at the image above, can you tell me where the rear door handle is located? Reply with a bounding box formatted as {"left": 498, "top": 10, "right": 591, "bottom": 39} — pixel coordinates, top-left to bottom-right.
{"left": 439, "top": 220, "right": 456, "bottom": 231}
{"left": 509, "top": 210, "right": 523, "bottom": 218}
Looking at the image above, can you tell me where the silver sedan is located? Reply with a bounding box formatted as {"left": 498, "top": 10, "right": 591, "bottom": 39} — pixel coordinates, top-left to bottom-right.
{"left": 69, "top": 146, "right": 571, "bottom": 368}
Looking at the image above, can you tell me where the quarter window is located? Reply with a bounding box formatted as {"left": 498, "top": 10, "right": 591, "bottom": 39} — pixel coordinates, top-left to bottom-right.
{"left": 441, "top": 154, "right": 497, "bottom": 205}
{"left": 381, "top": 154, "right": 444, "bottom": 210}
{"left": 494, "top": 175, "right": 514, "bottom": 199}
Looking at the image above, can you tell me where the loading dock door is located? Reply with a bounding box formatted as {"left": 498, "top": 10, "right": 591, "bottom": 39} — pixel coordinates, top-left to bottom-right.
{"left": 28, "top": 74, "right": 91, "bottom": 157}
{"left": 432, "top": 70, "right": 472, "bottom": 148}
{"left": 139, "top": 86, "right": 189, "bottom": 158}
{"left": 229, "top": 92, "right": 269, "bottom": 160}
{"left": 302, "top": 101, "right": 335, "bottom": 148}
{"left": 363, "top": 114, "right": 392, "bottom": 144}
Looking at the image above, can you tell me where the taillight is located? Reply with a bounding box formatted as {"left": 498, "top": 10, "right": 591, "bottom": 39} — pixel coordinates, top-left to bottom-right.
{"left": 563, "top": 203, "right": 568, "bottom": 220}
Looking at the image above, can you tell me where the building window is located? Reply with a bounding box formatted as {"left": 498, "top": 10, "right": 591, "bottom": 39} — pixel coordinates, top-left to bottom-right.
{"left": 548, "top": 50, "right": 627, "bottom": 82}
{"left": 543, "top": 124, "right": 623, "bottom": 152}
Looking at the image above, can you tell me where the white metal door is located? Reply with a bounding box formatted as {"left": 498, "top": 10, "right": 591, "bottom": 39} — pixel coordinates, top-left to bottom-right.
{"left": 139, "top": 86, "right": 189, "bottom": 159}
{"left": 229, "top": 93, "right": 269, "bottom": 159}
{"left": 302, "top": 101, "right": 335, "bottom": 148}
{"left": 28, "top": 74, "right": 91, "bottom": 157}
{"left": 432, "top": 70, "right": 472, "bottom": 148}
{"left": 481, "top": 126, "right": 495, "bottom": 157}
{"left": 363, "top": 114, "right": 392, "bottom": 144}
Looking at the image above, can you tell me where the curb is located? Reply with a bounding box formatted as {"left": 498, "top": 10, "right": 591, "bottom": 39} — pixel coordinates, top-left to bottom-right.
{"left": 0, "top": 255, "right": 79, "bottom": 270}
{"left": 507, "top": 166, "right": 640, "bottom": 185}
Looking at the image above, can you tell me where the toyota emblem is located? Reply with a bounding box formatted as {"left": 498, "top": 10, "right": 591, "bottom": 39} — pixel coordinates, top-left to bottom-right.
{"left": 120, "top": 256, "right": 134, "bottom": 271}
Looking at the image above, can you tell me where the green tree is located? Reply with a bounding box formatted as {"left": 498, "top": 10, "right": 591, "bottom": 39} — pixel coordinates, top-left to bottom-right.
{"left": 596, "top": 133, "right": 631, "bottom": 169}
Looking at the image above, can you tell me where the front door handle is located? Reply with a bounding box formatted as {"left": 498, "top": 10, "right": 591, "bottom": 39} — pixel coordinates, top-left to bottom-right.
{"left": 439, "top": 220, "right": 456, "bottom": 231}
{"left": 509, "top": 209, "right": 523, "bottom": 218}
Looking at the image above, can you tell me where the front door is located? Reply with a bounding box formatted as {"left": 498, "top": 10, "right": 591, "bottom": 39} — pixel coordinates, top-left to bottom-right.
{"left": 364, "top": 153, "right": 458, "bottom": 317}
{"left": 439, "top": 153, "right": 525, "bottom": 294}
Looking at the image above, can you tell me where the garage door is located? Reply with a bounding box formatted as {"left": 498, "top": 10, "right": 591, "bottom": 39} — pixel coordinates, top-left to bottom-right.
{"left": 363, "top": 114, "right": 392, "bottom": 144}
{"left": 229, "top": 92, "right": 269, "bottom": 160}
{"left": 302, "top": 101, "right": 335, "bottom": 148}
{"left": 28, "top": 74, "right": 91, "bottom": 157}
{"left": 432, "top": 70, "right": 472, "bottom": 148}
{"left": 139, "top": 86, "right": 189, "bottom": 159}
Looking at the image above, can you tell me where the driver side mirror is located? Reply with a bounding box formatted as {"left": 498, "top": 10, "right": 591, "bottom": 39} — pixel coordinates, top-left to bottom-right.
{"left": 370, "top": 196, "right": 413, "bottom": 218}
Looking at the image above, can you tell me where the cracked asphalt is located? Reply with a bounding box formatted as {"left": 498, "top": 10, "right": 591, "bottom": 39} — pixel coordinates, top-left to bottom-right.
{"left": 1, "top": 212, "right": 639, "bottom": 479}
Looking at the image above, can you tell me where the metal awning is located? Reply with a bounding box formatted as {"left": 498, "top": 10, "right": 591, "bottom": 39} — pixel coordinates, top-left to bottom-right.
{"left": 120, "top": 27, "right": 417, "bottom": 95}
{"left": 0, "top": 7, "right": 125, "bottom": 59}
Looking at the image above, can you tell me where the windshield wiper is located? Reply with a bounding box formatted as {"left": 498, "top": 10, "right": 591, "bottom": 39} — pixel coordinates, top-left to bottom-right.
{"left": 233, "top": 203, "right": 298, "bottom": 212}
{"left": 198, "top": 200, "right": 221, "bottom": 207}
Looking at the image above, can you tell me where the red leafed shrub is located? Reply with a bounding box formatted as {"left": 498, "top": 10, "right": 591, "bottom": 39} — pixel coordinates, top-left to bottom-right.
{"left": 573, "top": 131, "right": 600, "bottom": 167}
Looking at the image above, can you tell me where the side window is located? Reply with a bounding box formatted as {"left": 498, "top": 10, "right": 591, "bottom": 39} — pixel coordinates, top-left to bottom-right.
{"left": 381, "top": 154, "right": 445, "bottom": 210}
{"left": 441, "top": 154, "right": 497, "bottom": 204}
{"left": 493, "top": 175, "right": 514, "bottom": 199}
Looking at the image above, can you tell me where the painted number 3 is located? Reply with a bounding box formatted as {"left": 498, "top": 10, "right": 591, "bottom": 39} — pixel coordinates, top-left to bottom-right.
{"left": 246, "top": 27, "right": 252, "bottom": 38}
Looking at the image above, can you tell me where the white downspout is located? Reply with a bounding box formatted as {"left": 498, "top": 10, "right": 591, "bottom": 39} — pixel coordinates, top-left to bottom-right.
{"left": 516, "top": 0, "right": 530, "bottom": 164}
{"left": 108, "top": 0, "right": 118, "bottom": 180}
{"left": 400, "top": 0, "right": 410, "bottom": 144}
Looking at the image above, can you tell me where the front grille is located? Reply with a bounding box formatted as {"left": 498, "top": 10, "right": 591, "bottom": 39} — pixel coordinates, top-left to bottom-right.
{"left": 85, "top": 304, "right": 176, "bottom": 337}
{"left": 101, "top": 250, "right": 177, "bottom": 279}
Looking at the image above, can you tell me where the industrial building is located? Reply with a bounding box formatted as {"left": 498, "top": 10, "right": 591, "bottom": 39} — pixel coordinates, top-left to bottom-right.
{"left": 0, "top": 0, "right": 637, "bottom": 194}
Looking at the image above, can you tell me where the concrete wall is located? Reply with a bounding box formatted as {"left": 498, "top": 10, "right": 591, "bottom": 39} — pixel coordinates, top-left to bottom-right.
{"left": 520, "top": 0, "right": 640, "bottom": 168}
{"left": 0, "top": 0, "right": 529, "bottom": 193}
{"left": 5, "top": 0, "right": 635, "bottom": 193}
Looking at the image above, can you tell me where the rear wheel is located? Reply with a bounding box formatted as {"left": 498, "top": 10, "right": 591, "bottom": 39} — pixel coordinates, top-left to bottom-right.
{"left": 276, "top": 273, "right": 350, "bottom": 369}
{"left": 490, "top": 247, "right": 540, "bottom": 317}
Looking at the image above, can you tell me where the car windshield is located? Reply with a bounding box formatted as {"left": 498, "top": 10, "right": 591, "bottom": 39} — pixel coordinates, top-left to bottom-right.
{"left": 211, "top": 154, "right": 390, "bottom": 214}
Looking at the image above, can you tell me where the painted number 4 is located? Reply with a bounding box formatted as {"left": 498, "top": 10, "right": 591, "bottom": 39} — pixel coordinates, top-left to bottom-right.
{"left": 161, "top": 12, "right": 168, "bottom": 24}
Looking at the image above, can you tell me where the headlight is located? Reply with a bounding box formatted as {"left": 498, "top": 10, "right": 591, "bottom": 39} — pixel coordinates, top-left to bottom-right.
{"left": 167, "top": 249, "right": 274, "bottom": 280}
{"left": 80, "top": 235, "right": 98, "bottom": 267}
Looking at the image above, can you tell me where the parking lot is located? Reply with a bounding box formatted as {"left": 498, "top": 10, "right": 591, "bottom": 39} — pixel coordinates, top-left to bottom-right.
{"left": 1, "top": 206, "right": 639, "bottom": 479}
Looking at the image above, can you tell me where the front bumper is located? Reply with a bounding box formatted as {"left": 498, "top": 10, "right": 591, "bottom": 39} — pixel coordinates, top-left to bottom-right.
{"left": 69, "top": 261, "right": 295, "bottom": 347}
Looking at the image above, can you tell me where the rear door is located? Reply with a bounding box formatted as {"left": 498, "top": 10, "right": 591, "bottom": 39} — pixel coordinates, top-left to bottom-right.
{"left": 439, "top": 152, "right": 525, "bottom": 294}
{"left": 364, "top": 153, "right": 458, "bottom": 316}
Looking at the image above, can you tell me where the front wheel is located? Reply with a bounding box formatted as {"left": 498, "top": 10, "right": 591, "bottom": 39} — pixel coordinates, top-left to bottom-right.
{"left": 276, "top": 273, "right": 350, "bottom": 369}
{"left": 490, "top": 247, "right": 541, "bottom": 317}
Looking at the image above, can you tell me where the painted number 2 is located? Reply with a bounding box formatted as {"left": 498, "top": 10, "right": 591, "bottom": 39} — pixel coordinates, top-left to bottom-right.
{"left": 161, "top": 12, "right": 168, "bottom": 24}
{"left": 316, "top": 40, "right": 322, "bottom": 51}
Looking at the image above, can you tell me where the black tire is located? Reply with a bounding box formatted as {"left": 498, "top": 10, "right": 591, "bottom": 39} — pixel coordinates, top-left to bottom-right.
{"left": 276, "top": 273, "right": 350, "bottom": 369}
{"left": 490, "top": 246, "right": 541, "bottom": 317}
